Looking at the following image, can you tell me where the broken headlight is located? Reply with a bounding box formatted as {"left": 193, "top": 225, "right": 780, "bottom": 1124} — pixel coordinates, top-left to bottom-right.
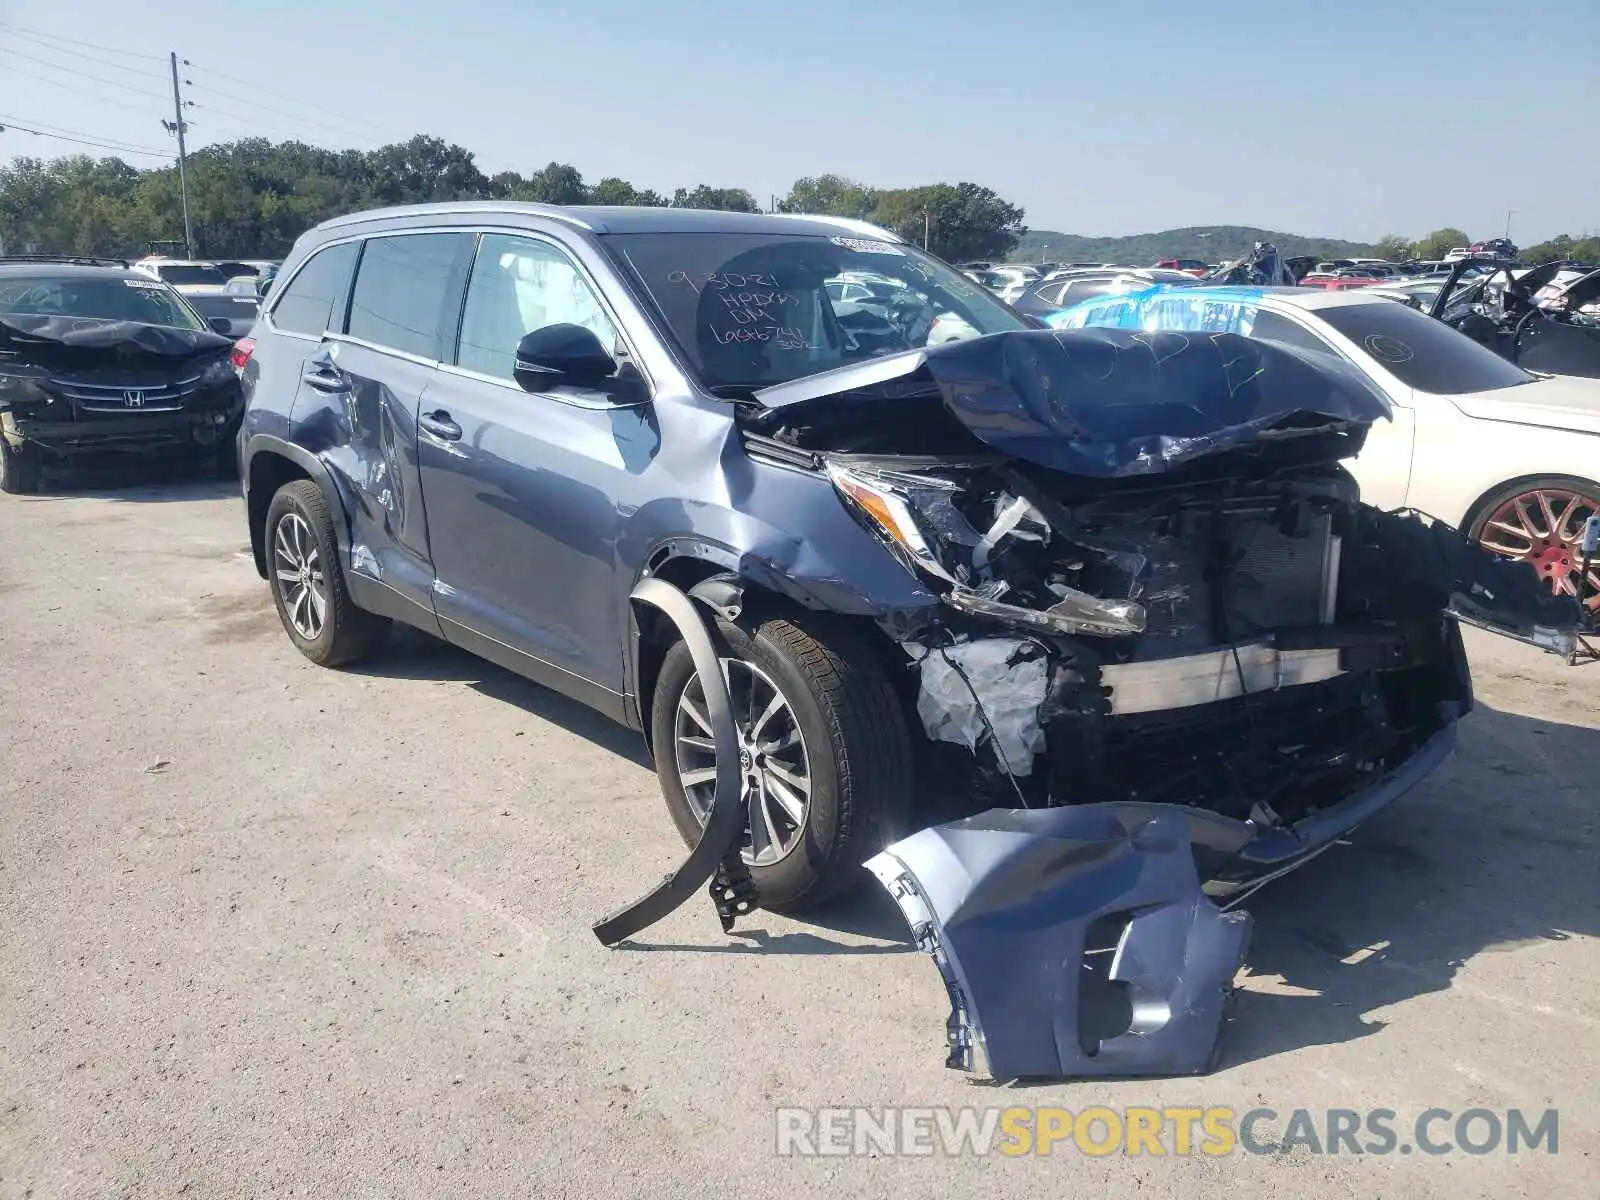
{"left": 825, "top": 460, "right": 1147, "bottom": 637}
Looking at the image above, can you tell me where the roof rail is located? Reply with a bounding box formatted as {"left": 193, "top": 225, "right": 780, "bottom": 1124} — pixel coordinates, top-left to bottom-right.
{"left": 313, "top": 201, "right": 596, "bottom": 234}
{"left": 0, "top": 253, "right": 130, "bottom": 268}
{"left": 767, "top": 214, "right": 906, "bottom": 243}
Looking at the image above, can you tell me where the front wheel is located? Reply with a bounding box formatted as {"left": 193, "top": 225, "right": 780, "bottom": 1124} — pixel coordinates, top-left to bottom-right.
{"left": 650, "top": 611, "right": 913, "bottom": 911}
{"left": 1467, "top": 476, "right": 1600, "bottom": 613}
{"left": 264, "top": 479, "right": 391, "bottom": 666}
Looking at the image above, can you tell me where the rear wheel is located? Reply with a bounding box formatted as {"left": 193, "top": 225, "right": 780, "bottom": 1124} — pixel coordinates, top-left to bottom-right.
{"left": 264, "top": 479, "right": 390, "bottom": 666}
{"left": 1467, "top": 476, "right": 1600, "bottom": 613}
{"left": 0, "top": 437, "right": 41, "bottom": 495}
{"left": 650, "top": 611, "right": 913, "bottom": 911}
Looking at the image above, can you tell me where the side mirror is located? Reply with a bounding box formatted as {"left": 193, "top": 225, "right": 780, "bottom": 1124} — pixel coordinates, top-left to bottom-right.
{"left": 514, "top": 323, "right": 616, "bottom": 391}
{"left": 208, "top": 317, "right": 234, "bottom": 335}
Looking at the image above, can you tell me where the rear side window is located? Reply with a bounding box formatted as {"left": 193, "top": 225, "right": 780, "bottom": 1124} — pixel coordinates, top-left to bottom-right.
{"left": 347, "top": 233, "right": 470, "bottom": 359}
{"left": 270, "top": 242, "right": 358, "bottom": 336}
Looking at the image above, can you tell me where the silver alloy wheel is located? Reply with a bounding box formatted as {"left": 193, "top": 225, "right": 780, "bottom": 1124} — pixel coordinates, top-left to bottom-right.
{"left": 673, "top": 657, "right": 813, "bottom": 866}
{"left": 272, "top": 512, "right": 328, "bottom": 640}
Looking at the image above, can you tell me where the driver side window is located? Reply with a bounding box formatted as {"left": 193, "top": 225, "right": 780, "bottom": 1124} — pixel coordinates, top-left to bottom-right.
{"left": 456, "top": 233, "right": 623, "bottom": 383}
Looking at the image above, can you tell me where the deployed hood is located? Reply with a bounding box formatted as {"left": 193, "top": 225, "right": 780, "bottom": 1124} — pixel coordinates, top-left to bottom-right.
{"left": 0, "top": 314, "right": 232, "bottom": 363}
{"left": 1447, "top": 373, "right": 1600, "bottom": 435}
{"left": 752, "top": 327, "right": 1392, "bottom": 477}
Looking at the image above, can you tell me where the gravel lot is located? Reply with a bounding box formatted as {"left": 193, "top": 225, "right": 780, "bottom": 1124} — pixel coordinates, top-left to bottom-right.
{"left": 2, "top": 474, "right": 1595, "bottom": 1199}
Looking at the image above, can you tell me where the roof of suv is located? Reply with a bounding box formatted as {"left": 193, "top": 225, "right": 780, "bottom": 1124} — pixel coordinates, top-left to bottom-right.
{"left": 308, "top": 201, "right": 905, "bottom": 242}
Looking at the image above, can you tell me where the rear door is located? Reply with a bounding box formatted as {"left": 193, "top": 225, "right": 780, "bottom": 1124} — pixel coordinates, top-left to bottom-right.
{"left": 306, "top": 230, "right": 473, "bottom": 624}
{"left": 247, "top": 239, "right": 359, "bottom": 443}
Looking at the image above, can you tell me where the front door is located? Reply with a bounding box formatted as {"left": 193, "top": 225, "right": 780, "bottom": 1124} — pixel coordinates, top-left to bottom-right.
{"left": 417, "top": 232, "right": 648, "bottom": 707}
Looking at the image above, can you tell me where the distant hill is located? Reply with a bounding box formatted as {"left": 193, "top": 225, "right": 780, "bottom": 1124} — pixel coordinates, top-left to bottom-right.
{"left": 1014, "top": 225, "right": 1377, "bottom": 265}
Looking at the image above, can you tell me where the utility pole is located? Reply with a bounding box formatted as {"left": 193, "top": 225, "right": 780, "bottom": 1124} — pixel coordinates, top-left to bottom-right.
{"left": 168, "top": 51, "right": 194, "bottom": 258}
{"left": 921, "top": 210, "right": 930, "bottom": 250}
{"left": 1504, "top": 210, "right": 1515, "bottom": 242}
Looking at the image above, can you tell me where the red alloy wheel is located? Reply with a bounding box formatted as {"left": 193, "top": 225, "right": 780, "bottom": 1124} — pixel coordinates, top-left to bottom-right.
{"left": 1476, "top": 485, "right": 1600, "bottom": 611}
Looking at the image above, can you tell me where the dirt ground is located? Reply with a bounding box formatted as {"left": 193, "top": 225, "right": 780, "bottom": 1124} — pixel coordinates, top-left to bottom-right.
{"left": 1, "top": 473, "right": 1595, "bottom": 1199}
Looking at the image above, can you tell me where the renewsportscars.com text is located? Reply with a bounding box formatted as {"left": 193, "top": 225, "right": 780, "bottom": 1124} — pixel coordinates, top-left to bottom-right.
{"left": 774, "top": 1106, "right": 1559, "bottom": 1158}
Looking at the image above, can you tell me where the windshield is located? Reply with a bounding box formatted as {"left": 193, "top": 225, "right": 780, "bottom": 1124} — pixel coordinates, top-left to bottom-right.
{"left": 605, "top": 232, "right": 1031, "bottom": 390}
{"left": 1316, "top": 302, "right": 1534, "bottom": 394}
{"left": 156, "top": 264, "right": 228, "bottom": 286}
{"left": 0, "top": 275, "right": 206, "bottom": 331}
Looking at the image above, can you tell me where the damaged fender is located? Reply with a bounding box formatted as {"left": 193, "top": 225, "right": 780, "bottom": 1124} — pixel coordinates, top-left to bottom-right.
{"left": 592, "top": 577, "right": 746, "bottom": 945}
{"left": 867, "top": 805, "right": 1253, "bottom": 1081}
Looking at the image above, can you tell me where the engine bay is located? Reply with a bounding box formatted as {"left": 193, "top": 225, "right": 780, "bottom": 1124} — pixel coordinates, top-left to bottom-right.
{"left": 810, "top": 450, "right": 1573, "bottom": 829}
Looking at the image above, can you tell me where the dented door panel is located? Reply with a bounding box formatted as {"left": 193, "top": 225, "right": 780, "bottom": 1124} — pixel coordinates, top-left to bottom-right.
{"left": 289, "top": 337, "right": 438, "bottom": 623}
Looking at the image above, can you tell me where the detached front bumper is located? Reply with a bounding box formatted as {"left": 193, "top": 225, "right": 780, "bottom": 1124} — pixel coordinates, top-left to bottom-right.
{"left": 866, "top": 714, "right": 1460, "bottom": 1082}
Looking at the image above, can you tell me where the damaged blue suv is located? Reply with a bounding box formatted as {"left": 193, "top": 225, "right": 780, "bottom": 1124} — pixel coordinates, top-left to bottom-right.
{"left": 239, "top": 202, "right": 1574, "bottom": 929}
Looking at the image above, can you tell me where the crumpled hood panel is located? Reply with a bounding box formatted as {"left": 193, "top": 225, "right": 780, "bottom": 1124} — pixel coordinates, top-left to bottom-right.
{"left": 919, "top": 327, "right": 1392, "bottom": 476}
{"left": 754, "top": 327, "right": 1392, "bottom": 477}
{"left": 0, "top": 314, "right": 233, "bottom": 360}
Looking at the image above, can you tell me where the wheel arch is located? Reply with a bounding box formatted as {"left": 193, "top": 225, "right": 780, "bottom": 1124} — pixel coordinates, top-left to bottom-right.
{"left": 1460, "top": 470, "right": 1600, "bottom": 538}
{"left": 244, "top": 436, "right": 351, "bottom": 579}
{"left": 625, "top": 553, "right": 911, "bottom": 759}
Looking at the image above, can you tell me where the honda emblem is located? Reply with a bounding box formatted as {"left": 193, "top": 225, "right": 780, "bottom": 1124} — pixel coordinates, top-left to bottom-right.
{"left": 123, "top": 390, "right": 145, "bottom": 407}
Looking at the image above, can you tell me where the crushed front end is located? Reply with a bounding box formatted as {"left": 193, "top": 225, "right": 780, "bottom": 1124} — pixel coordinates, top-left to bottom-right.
{"left": 746, "top": 327, "right": 1581, "bottom": 1079}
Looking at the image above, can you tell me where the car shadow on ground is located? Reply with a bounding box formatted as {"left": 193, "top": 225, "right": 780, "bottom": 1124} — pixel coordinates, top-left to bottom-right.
{"left": 1216, "top": 699, "right": 1598, "bottom": 1069}
{"left": 348, "top": 626, "right": 652, "bottom": 768}
{"left": 18, "top": 456, "right": 239, "bottom": 502}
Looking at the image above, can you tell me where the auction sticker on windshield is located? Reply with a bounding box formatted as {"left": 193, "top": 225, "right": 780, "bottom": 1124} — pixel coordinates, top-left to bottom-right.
{"left": 123, "top": 280, "right": 165, "bottom": 289}
{"left": 830, "top": 237, "right": 904, "bottom": 256}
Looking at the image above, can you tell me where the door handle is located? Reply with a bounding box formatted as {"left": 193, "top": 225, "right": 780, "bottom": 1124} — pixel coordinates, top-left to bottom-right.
{"left": 301, "top": 367, "right": 349, "bottom": 393}
{"left": 419, "top": 410, "right": 462, "bottom": 441}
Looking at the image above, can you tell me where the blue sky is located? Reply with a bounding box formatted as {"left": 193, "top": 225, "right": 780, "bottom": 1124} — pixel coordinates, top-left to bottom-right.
{"left": 1, "top": 0, "right": 1595, "bottom": 242}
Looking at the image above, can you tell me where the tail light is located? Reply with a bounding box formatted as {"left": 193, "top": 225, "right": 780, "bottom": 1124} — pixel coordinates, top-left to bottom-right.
{"left": 230, "top": 336, "right": 256, "bottom": 373}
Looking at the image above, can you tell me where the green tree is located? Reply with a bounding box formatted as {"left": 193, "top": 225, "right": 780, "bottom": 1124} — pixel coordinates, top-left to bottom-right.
{"left": 586, "top": 177, "right": 666, "bottom": 206}
{"left": 502, "top": 162, "right": 587, "bottom": 205}
{"left": 1413, "top": 227, "right": 1471, "bottom": 260}
{"left": 1373, "top": 234, "right": 1412, "bottom": 262}
{"left": 777, "top": 175, "right": 877, "bottom": 219}
{"left": 1520, "top": 234, "right": 1600, "bottom": 264}
{"left": 364, "top": 135, "right": 487, "bottom": 206}
{"left": 670, "top": 185, "right": 760, "bottom": 212}
{"left": 870, "top": 182, "right": 1026, "bottom": 261}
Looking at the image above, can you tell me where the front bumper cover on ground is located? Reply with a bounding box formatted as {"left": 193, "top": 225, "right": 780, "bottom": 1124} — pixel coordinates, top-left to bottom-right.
{"left": 866, "top": 806, "right": 1253, "bottom": 1081}
{"left": 866, "top": 720, "right": 1459, "bottom": 1082}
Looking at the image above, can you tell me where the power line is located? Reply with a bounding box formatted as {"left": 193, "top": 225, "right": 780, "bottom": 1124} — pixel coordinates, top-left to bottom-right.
{"left": 0, "top": 26, "right": 169, "bottom": 80}
{"left": 0, "top": 119, "right": 171, "bottom": 159}
{"left": 0, "top": 112, "right": 167, "bottom": 154}
{"left": 0, "top": 20, "right": 165, "bottom": 61}
{"left": 182, "top": 77, "right": 383, "bottom": 146}
{"left": 181, "top": 58, "right": 398, "bottom": 139}
{"left": 0, "top": 59, "right": 166, "bottom": 116}
{"left": 0, "top": 47, "right": 172, "bottom": 101}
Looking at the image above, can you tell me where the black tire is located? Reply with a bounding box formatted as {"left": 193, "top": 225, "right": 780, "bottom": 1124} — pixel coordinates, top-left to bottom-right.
{"left": 650, "top": 610, "right": 913, "bottom": 911}
{"left": 264, "top": 479, "right": 390, "bottom": 667}
{"left": 0, "top": 436, "right": 42, "bottom": 495}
